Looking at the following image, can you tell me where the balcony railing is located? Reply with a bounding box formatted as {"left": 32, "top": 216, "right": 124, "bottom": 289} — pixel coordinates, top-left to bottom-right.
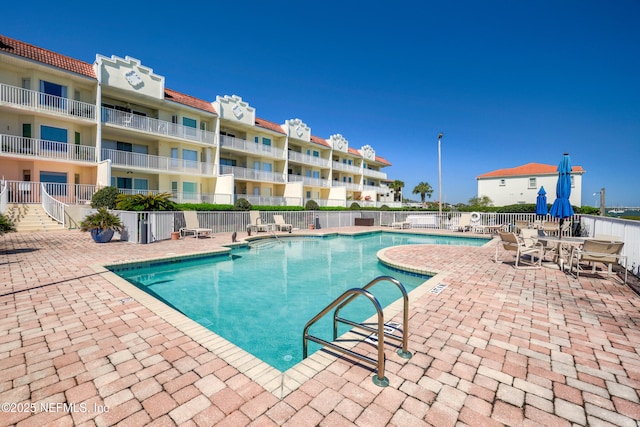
{"left": 101, "top": 107, "right": 216, "bottom": 145}
{"left": 332, "top": 161, "right": 361, "bottom": 174}
{"left": 103, "top": 149, "right": 214, "bottom": 175}
{"left": 1, "top": 134, "right": 96, "bottom": 162}
{"left": 220, "top": 165, "right": 285, "bottom": 183}
{"left": 220, "top": 135, "right": 285, "bottom": 159}
{"left": 363, "top": 168, "right": 387, "bottom": 179}
{"left": 288, "top": 150, "right": 330, "bottom": 168}
{"left": 288, "top": 174, "right": 331, "bottom": 188}
{"left": 0, "top": 83, "right": 96, "bottom": 120}
{"left": 333, "top": 181, "right": 361, "bottom": 191}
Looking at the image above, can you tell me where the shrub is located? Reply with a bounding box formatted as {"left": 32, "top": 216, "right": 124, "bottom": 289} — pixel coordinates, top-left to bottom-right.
{"left": 91, "top": 186, "right": 120, "bottom": 209}
{"left": 305, "top": 200, "right": 319, "bottom": 210}
{"left": 0, "top": 214, "right": 16, "bottom": 235}
{"left": 234, "top": 198, "right": 252, "bottom": 211}
{"left": 349, "top": 202, "right": 361, "bottom": 210}
{"left": 380, "top": 205, "right": 390, "bottom": 210}
{"left": 116, "top": 192, "right": 177, "bottom": 211}
{"left": 80, "top": 207, "right": 123, "bottom": 232}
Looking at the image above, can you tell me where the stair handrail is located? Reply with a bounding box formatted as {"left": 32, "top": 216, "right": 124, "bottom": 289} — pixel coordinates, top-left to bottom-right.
{"left": 41, "top": 183, "right": 66, "bottom": 227}
{"left": 303, "top": 288, "right": 389, "bottom": 386}
{"left": 0, "top": 180, "right": 7, "bottom": 214}
{"left": 333, "top": 275, "right": 412, "bottom": 359}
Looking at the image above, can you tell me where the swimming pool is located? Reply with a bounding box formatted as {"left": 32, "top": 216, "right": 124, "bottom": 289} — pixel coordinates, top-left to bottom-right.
{"left": 109, "top": 232, "right": 487, "bottom": 371}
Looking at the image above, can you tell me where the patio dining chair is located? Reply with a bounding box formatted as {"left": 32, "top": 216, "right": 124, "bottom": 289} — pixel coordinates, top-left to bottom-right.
{"left": 569, "top": 239, "right": 627, "bottom": 284}
{"left": 495, "top": 231, "right": 544, "bottom": 269}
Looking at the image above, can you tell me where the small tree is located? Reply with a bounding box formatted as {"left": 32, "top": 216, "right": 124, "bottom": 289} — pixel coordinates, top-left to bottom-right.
{"left": 468, "top": 195, "right": 493, "bottom": 209}
{"left": 389, "top": 180, "right": 405, "bottom": 202}
{"left": 412, "top": 182, "right": 434, "bottom": 205}
{"left": 234, "top": 198, "right": 252, "bottom": 211}
{"left": 350, "top": 202, "right": 361, "bottom": 210}
{"left": 91, "top": 186, "right": 120, "bottom": 209}
{"left": 305, "top": 200, "right": 319, "bottom": 210}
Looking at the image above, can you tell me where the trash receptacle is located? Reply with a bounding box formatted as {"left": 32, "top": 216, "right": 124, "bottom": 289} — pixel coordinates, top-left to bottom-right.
{"left": 139, "top": 214, "right": 149, "bottom": 244}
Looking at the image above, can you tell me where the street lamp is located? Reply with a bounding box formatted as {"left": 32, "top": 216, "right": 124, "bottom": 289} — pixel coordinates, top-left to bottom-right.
{"left": 437, "top": 132, "right": 443, "bottom": 226}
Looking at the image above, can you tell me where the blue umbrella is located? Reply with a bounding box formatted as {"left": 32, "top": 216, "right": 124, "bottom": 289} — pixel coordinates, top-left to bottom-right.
{"left": 536, "top": 186, "right": 548, "bottom": 216}
{"left": 549, "top": 153, "right": 574, "bottom": 237}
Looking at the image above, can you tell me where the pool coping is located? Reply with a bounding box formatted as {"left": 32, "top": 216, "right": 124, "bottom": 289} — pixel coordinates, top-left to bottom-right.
{"left": 91, "top": 231, "right": 467, "bottom": 399}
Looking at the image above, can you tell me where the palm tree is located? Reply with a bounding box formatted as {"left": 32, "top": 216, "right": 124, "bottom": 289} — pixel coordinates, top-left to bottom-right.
{"left": 412, "top": 182, "right": 434, "bottom": 206}
{"left": 389, "top": 180, "right": 404, "bottom": 202}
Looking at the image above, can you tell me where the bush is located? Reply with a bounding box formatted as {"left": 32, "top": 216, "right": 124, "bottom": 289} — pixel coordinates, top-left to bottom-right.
{"left": 116, "top": 192, "right": 177, "bottom": 211}
{"left": 380, "top": 204, "right": 390, "bottom": 210}
{"left": 305, "top": 200, "right": 319, "bottom": 210}
{"left": 80, "top": 207, "right": 123, "bottom": 232}
{"left": 349, "top": 202, "right": 361, "bottom": 210}
{"left": 234, "top": 198, "right": 252, "bottom": 211}
{"left": 0, "top": 213, "right": 16, "bottom": 235}
{"left": 91, "top": 186, "right": 120, "bottom": 209}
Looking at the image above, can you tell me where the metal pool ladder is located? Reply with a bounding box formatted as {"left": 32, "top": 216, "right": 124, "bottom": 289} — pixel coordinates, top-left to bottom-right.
{"left": 302, "top": 276, "right": 412, "bottom": 387}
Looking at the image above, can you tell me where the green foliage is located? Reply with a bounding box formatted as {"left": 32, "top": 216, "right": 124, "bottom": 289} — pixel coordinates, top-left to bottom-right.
{"left": 305, "top": 200, "right": 319, "bottom": 210}
{"left": 116, "top": 192, "right": 177, "bottom": 211}
{"left": 389, "top": 180, "right": 405, "bottom": 202}
{"left": 0, "top": 214, "right": 17, "bottom": 235}
{"left": 91, "top": 186, "right": 120, "bottom": 209}
{"left": 176, "top": 203, "right": 235, "bottom": 211}
{"left": 349, "top": 202, "right": 361, "bottom": 209}
{"left": 80, "top": 207, "right": 123, "bottom": 232}
{"left": 234, "top": 198, "right": 252, "bottom": 211}
{"left": 468, "top": 195, "right": 493, "bottom": 208}
{"left": 578, "top": 206, "right": 599, "bottom": 215}
{"left": 380, "top": 204, "right": 390, "bottom": 210}
{"left": 251, "top": 205, "right": 305, "bottom": 211}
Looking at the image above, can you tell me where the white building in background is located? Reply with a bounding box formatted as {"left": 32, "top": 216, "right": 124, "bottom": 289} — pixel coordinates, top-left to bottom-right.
{"left": 477, "top": 162, "right": 585, "bottom": 207}
{"left": 0, "top": 34, "right": 395, "bottom": 208}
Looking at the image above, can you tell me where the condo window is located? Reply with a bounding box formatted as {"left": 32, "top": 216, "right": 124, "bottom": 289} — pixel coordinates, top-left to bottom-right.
{"left": 499, "top": 179, "right": 506, "bottom": 186}
{"left": 39, "top": 80, "right": 67, "bottom": 108}
{"left": 528, "top": 178, "right": 536, "bottom": 188}
{"left": 182, "top": 149, "right": 198, "bottom": 163}
{"left": 183, "top": 182, "right": 197, "bottom": 200}
{"left": 40, "top": 125, "right": 67, "bottom": 151}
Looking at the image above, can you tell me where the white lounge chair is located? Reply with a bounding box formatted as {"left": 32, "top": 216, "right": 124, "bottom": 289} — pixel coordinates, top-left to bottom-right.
{"left": 273, "top": 214, "right": 292, "bottom": 232}
{"left": 179, "top": 211, "right": 212, "bottom": 239}
{"left": 249, "top": 211, "right": 275, "bottom": 232}
{"left": 450, "top": 213, "right": 472, "bottom": 232}
{"left": 569, "top": 239, "right": 627, "bottom": 284}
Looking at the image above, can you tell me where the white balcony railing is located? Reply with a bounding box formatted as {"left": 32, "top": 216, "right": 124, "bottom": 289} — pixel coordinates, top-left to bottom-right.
{"left": 101, "top": 107, "right": 216, "bottom": 145}
{"left": 363, "top": 168, "right": 387, "bottom": 179}
{"left": 219, "top": 135, "right": 285, "bottom": 159}
{"left": 103, "top": 149, "right": 214, "bottom": 175}
{"left": 1, "top": 134, "right": 96, "bottom": 162}
{"left": 288, "top": 175, "right": 331, "bottom": 188}
{"left": 333, "top": 181, "right": 361, "bottom": 191}
{"left": 287, "top": 150, "right": 331, "bottom": 168}
{"left": 220, "top": 165, "right": 285, "bottom": 183}
{"left": 332, "top": 161, "right": 362, "bottom": 174}
{"left": 0, "top": 83, "right": 96, "bottom": 120}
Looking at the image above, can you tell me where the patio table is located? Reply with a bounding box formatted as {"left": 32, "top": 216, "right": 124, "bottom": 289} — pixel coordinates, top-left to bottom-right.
{"left": 537, "top": 236, "right": 589, "bottom": 271}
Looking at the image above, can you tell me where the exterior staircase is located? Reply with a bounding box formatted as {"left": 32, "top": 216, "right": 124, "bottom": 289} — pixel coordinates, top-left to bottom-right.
{"left": 6, "top": 204, "right": 66, "bottom": 232}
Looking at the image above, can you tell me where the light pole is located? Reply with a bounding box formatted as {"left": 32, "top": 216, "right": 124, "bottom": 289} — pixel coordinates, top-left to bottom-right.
{"left": 593, "top": 188, "right": 605, "bottom": 216}
{"left": 437, "top": 132, "right": 443, "bottom": 227}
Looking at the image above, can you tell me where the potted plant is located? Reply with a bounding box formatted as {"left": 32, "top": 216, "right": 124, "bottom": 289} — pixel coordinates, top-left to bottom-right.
{"left": 80, "top": 207, "right": 123, "bottom": 243}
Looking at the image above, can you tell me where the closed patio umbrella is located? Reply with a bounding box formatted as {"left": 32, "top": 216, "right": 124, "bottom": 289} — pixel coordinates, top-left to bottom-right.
{"left": 536, "top": 186, "right": 548, "bottom": 217}
{"left": 549, "top": 153, "right": 574, "bottom": 238}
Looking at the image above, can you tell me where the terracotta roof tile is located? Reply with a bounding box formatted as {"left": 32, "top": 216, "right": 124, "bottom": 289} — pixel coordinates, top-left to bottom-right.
{"left": 0, "top": 34, "right": 95, "bottom": 79}
{"left": 164, "top": 88, "right": 216, "bottom": 114}
{"left": 477, "top": 162, "right": 585, "bottom": 179}
{"left": 347, "top": 147, "right": 362, "bottom": 157}
{"left": 375, "top": 155, "right": 391, "bottom": 166}
{"left": 310, "top": 135, "right": 331, "bottom": 148}
{"left": 255, "top": 117, "right": 285, "bottom": 134}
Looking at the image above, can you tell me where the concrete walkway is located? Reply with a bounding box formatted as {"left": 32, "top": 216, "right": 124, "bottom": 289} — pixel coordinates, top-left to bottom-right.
{"left": 1, "top": 228, "right": 639, "bottom": 426}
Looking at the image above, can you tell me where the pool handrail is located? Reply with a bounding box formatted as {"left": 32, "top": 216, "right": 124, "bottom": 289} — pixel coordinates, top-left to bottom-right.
{"left": 333, "top": 275, "right": 412, "bottom": 359}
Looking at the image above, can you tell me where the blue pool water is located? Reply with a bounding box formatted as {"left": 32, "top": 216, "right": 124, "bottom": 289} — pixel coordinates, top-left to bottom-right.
{"left": 110, "top": 232, "right": 487, "bottom": 371}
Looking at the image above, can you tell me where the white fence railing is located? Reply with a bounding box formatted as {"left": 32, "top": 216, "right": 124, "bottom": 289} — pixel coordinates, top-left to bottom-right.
{"left": 102, "top": 149, "right": 214, "bottom": 175}
{"left": 288, "top": 150, "right": 331, "bottom": 167}
{"left": 0, "top": 83, "right": 96, "bottom": 120}
{"left": 1, "top": 134, "right": 96, "bottom": 162}
{"left": 220, "top": 165, "right": 286, "bottom": 183}
{"left": 41, "top": 183, "right": 66, "bottom": 227}
{"left": 581, "top": 215, "right": 640, "bottom": 277}
{"left": 219, "top": 135, "right": 286, "bottom": 160}
{"left": 101, "top": 107, "right": 216, "bottom": 145}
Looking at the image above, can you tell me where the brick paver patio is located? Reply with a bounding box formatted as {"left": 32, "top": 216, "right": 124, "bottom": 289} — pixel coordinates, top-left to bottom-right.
{"left": 1, "top": 228, "right": 639, "bottom": 426}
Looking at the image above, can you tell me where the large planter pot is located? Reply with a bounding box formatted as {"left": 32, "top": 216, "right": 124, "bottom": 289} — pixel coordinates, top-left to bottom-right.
{"left": 90, "top": 228, "right": 115, "bottom": 243}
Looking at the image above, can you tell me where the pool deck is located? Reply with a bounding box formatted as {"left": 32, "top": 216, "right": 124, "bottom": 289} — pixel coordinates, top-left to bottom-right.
{"left": 1, "top": 227, "right": 639, "bottom": 426}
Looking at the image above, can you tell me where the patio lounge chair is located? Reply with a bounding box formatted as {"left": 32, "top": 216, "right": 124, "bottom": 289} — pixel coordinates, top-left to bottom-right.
{"left": 249, "top": 211, "right": 275, "bottom": 232}
{"left": 450, "top": 213, "right": 472, "bottom": 232}
{"left": 179, "top": 211, "right": 212, "bottom": 239}
{"left": 515, "top": 220, "right": 530, "bottom": 233}
{"left": 495, "top": 231, "right": 544, "bottom": 269}
{"left": 569, "top": 239, "right": 627, "bottom": 284}
{"left": 273, "top": 214, "right": 292, "bottom": 232}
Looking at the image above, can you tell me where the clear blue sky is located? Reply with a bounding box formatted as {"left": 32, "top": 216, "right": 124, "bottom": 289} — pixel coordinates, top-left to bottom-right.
{"left": 4, "top": 0, "right": 639, "bottom": 207}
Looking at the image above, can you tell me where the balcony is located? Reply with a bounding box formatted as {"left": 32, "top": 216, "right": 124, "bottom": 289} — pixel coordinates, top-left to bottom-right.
{"left": 101, "top": 107, "right": 216, "bottom": 145}
{"left": 0, "top": 83, "right": 96, "bottom": 121}
{"left": 220, "top": 165, "right": 285, "bottom": 183}
{"left": 288, "top": 175, "right": 331, "bottom": 188}
{"left": 332, "top": 161, "right": 361, "bottom": 174}
{"left": 103, "top": 149, "right": 214, "bottom": 175}
{"left": 363, "top": 168, "right": 387, "bottom": 179}
{"left": 333, "top": 181, "right": 361, "bottom": 191}
{"left": 1, "top": 134, "right": 96, "bottom": 162}
{"left": 220, "top": 135, "right": 285, "bottom": 160}
{"left": 288, "top": 150, "right": 330, "bottom": 168}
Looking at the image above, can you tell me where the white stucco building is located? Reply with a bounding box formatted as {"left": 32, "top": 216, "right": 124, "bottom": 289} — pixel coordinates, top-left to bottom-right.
{"left": 477, "top": 163, "right": 585, "bottom": 207}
